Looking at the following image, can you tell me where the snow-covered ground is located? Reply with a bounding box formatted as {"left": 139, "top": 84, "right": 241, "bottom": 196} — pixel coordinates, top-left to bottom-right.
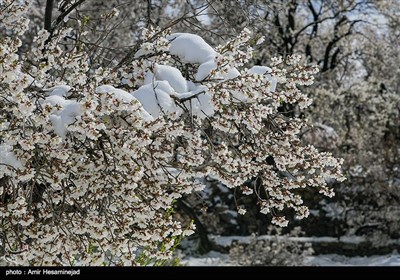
{"left": 182, "top": 251, "right": 400, "bottom": 266}
{"left": 304, "top": 254, "right": 400, "bottom": 266}
{"left": 181, "top": 234, "right": 400, "bottom": 266}
{"left": 182, "top": 251, "right": 232, "bottom": 266}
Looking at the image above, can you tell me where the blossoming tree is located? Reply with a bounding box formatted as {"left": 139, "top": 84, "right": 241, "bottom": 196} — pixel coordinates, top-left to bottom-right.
{"left": 0, "top": 1, "right": 344, "bottom": 265}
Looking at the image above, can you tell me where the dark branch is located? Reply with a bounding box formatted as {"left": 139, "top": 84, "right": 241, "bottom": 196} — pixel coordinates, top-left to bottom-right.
{"left": 44, "top": 0, "right": 54, "bottom": 32}
{"left": 44, "top": 0, "right": 87, "bottom": 47}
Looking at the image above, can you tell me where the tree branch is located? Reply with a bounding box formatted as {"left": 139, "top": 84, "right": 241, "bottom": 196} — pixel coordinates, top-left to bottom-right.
{"left": 44, "top": 0, "right": 87, "bottom": 47}
{"left": 44, "top": 0, "right": 54, "bottom": 32}
{"left": 146, "top": 0, "right": 152, "bottom": 27}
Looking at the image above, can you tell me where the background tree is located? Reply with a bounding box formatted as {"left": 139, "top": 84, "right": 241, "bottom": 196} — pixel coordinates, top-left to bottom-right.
{"left": 198, "top": 0, "right": 400, "bottom": 249}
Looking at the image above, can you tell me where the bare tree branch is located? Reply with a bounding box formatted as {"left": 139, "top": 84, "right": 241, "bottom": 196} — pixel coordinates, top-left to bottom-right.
{"left": 44, "top": 0, "right": 54, "bottom": 32}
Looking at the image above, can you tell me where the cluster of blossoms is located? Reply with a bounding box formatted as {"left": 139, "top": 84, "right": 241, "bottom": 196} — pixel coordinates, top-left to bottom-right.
{"left": 0, "top": 1, "right": 344, "bottom": 265}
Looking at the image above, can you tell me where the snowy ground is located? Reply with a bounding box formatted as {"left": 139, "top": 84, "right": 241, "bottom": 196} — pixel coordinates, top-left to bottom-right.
{"left": 304, "top": 254, "right": 400, "bottom": 266}
{"left": 182, "top": 251, "right": 400, "bottom": 266}
{"left": 181, "top": 251, "right": 232, "bottom": 266}
{"left": 181, "top": 234, "right": 400, "bottom": 266}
